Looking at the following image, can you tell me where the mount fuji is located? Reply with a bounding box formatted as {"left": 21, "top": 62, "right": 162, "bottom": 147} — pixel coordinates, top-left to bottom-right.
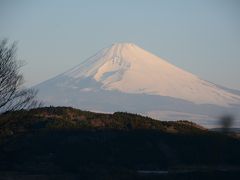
{"left": 35, "top": 43, "right": 240, "bottom": 127}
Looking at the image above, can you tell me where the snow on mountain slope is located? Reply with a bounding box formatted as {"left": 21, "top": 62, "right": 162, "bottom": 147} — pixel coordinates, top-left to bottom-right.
{"left": 63, "top": 43, "right": 240, "bottom": 106}
{"left": 35, "top": 43, "right": 240, "bottom": 127}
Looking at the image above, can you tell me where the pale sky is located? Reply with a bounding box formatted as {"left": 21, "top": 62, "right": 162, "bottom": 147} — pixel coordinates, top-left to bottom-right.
{"left": 1, "top": 0, "right": 240, "bottom": 90}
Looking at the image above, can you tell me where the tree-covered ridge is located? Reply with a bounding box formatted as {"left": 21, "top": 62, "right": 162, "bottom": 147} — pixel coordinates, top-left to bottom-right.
{"left": 1, "top": 107, "right": 240, "bottom": 180}
{"left": 0, "top": 106, "right": 206, "bottom": 140}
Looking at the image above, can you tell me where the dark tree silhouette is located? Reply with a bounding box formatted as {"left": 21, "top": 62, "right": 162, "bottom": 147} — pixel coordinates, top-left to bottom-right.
{"left": 0, "top": 39, "right": 41, "bottom": 113}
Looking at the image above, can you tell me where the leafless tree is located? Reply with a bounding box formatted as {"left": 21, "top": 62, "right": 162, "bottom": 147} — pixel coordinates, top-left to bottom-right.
{"left": 0, "top": 39, "right": 41, "bottom": 113}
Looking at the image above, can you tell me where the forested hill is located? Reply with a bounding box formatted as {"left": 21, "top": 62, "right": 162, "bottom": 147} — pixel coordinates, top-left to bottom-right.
{"left": 1, "top": 107, "right": 240, "bottom": 180}
{"left": 0, "top": 106, "right": 206, "bottom": 139}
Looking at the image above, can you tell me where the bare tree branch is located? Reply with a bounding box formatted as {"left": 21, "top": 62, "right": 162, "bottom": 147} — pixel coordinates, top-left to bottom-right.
{"left": 0, "top": 39, "right": 42, "bottom": 114}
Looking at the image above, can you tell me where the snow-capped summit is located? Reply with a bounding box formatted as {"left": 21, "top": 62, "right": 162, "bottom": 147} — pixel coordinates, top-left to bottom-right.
{"left": 35, "top": 43, "right": 240, "bottom": 127}
{"left": 63, "top": 42, "right": 240, "bottom": 106}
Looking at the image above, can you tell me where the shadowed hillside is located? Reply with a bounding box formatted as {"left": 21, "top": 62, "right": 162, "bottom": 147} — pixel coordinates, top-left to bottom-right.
{"left": 0, "top": 106, "right": 206, "bottom": 140}
{"left": 0, "top": 107, "right": 240, "bottom": 180}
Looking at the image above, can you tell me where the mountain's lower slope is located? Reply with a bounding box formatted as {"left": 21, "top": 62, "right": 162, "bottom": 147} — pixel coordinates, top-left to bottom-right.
{"left": 0, "top": 107, "right": 240, "bottom": 180}
{"left": 35, "top": 43, "right": 240, "bottom": 127}
{"left": 36, "top": 77, "right": 240, "bottom": 127}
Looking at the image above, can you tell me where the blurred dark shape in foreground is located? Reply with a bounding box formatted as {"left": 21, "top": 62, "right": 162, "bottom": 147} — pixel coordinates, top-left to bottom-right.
{"left": 219, "top": 115, "right": 234, "bottom": 134}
